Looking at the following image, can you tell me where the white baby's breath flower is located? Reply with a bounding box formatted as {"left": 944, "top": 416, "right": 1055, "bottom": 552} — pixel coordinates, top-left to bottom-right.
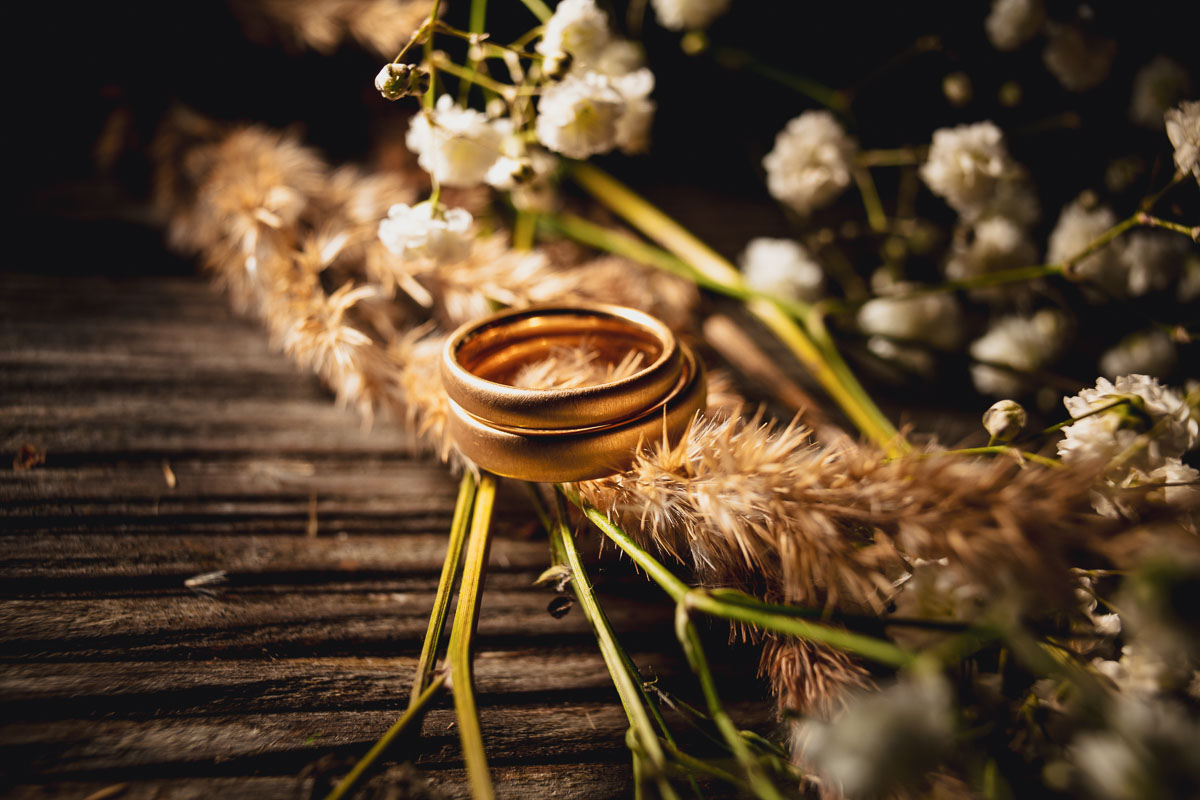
{"left": 1100, "top": 329, "right": 1177, "bottom": 380}
{"left": 792, "top": 674, "right": 955, "bottom": 800}
{"left": 945, "top": 216, "right": 1039, "bottom": 287}
{"left": 739, "top": 237, "right": 824, "bottom": 303}
{"left": 1129, "top": 57, "right": 1191, "bottom": 130}
{"left": 611, "top": 68, "right": 656, "bottom": 154}
{"left": 591, "top": 39, "right": 646, "bottom": 78}
{"left": 866, "top": 336, "right": 936, "bottom": 377}
{"left": 857, "top": 290, "right": 962, "bottom": 350}
{"left": 969, "top": 309, "right": 1066, "bottom": 396}
{"left": 1179, "top": 256, "right": 1200, "bottom": 303}
{"left": 535, "top": 71, "right": 625, "bottom": 158}
{"left": 1057, "top": 375, "right": 1198, "bottom": 480}
{"left": 405, "top": 95, "right": 506, "bottom": 187}
{"left": 762, "top": 111, "right": 857, "bottom": 216}
{"left": 1047, "top": 195, "right": 1125, "bottom": 292}
{"left": 650, "top": 0, "right": 730, "bottom": 31}
{"left": 1165, "top": 100, "right": 1200, "bottom": 184}
{"left": 1043, "top": 23, "right": 1116, "bottom": 92}
{"left": 378, "top": 201, "right": 473, "bottom": 264}
{"left": 985, "top": 0, "right": 1045, "bottom": 51}
{"left": 1072, "top": 696, "right": 1200, "bottom": 800}
{"left": 920, "top": 121, "right": 1017, "bottom": 220}
{"left": 1121, "top": 231, "right": 1188, "bottom": 296}
{"left": 537, "top": 0, "right": 611, "bottom": 67}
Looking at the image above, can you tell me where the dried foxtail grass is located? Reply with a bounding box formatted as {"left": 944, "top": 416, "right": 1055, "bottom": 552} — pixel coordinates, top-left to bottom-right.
{"left": 156, "top": 114, "right": 1128, "bottom": 719}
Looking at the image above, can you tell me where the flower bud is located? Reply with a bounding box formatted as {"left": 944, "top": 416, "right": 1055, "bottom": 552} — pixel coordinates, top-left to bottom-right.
{"left": 375, "top": 63, "right": 428, "bottom": 100}
{"left": 982, "top": 399, "right": 1026, "bottom": 442}
{"left": 375, "top": 63, "right": 413, "bottom": 100}
{"left": 542, "top": 50, "right": 572, "bottom": 81}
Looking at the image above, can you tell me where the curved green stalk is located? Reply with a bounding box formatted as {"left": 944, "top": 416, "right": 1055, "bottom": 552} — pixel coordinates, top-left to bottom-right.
{"left": 550, "top": 492, "right": 682, "bottom": 800}
{"left": 411, "top": 472, "right": 477, "bottom": 703}
{"left": 448, "top": 473, "right": 498, "bottom": 799}
{"left": 674, "top": 604, "right": 787, "bottom": 800}
{"left": 322, "top": 677, "right": 446, "bottom": 800}
{"left": 517, "top": 0, "right": 552, "bottom": 22}
{"left": 561, "top": 487, "right": 914, "bottom": 667}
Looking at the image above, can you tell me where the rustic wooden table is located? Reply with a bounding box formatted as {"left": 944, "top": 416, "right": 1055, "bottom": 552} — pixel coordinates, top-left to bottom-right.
{"left": 0, "top": 272, "right": 771, "bottom": 799}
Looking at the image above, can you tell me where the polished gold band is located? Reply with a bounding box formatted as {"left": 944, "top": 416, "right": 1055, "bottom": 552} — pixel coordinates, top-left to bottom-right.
{"left": 440, "top": 304, "right": 707, "bottom": 482}
{"left": 442, "top": 304, "right": 683, "bottom": 430}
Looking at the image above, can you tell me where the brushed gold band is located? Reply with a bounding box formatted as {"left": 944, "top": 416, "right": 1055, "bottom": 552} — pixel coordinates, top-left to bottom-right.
{"left": 445, "top": 344, "right": 706, "bottom": 482}
{"left": 441, "top": 304, "right": 683, "bottom": 431}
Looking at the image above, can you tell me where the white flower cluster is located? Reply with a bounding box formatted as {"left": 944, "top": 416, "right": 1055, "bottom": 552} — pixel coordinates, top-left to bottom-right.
{"left": 377, "top": 201, "right": 473, "bottom": 264}
{"left": 762, "top": 111, "right": 857, "bottom": 216}
{"left": 944, "top": 215, "right": 1039, "bottom": 293}
{"left": 738, "top": 237, "right": 824, "bottom": 304}
{"left": 1129, "top": 57, "right": 1191, "bottom": 130}
{"left": 793, "top": 674, "right": 955, "bottom": 800}
{"left": 921, "top": 121, "right": 1036, "bottom": 224}
{"left": 1042, "top": 23, "right": 1116, "bottom": 92}
{"left": 1099, "top": 329, "right": 1177, "bottom": 379}
{"left": 857, "top": 290, "right": 962, "bottom": 350}
{"left": 923, "top": 122, "right": 1042, "bottom": 297}
{"left": 535, "top": 0, "right": 655, "bottom": 159}
{"left": 969, "top": 309, "right": 1066, "bottom": 397}
{"left": 1057, "top": 375, "right": 1199, "bottom": 520}
{"left": 985, "top": 0, "right": 1045, "bottom": 51}
{"left": 406, "top": 95, "right": 508, "bottom": 187}
{"left": 1165, "top": 100, "right": 1200, "bottom": 185}
{"left": 650, "top": 0, "right": 730, "bottom": 31}
{"left": 1047, "top": 195, "right": 1123, "bottom": 290}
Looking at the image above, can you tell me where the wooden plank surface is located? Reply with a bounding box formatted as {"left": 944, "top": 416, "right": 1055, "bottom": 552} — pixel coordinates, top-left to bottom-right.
{"left": 0, "top": 273, "right": 773, "bottom": 799}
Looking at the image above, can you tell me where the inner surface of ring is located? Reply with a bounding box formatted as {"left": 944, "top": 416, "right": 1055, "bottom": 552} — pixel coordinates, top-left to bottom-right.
{"left": 456, "top": 313, "right": 663, "bottom": 386}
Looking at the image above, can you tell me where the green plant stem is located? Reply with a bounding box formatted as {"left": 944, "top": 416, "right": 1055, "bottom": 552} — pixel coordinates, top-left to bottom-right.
{"left": 711, "top": 45, "right": 848, "bottom": 113}
{"left": 517, "top": 0, "right": 552, "bottom": 22}
{"left": 856, "top": 147, "right": 926, "bottom": 167}
{"left": 541, "top": 212, "right": 808, "bottom": 317}
{"left": 448, "top": 473, "right": 498, "bottom": 799}
{"left": 1137, "top": 211, "right": 1199, "bottom": 240}
{"left": 430, "top": 53, "right": 513, "bottom": 97}
{"left": 458, "top": 0, "right": 489, "bottom": 104}
{"left": 566, "top": 163, "right": 904, "bottom": 454}
{"left": 423, "top": 0, "right": 441, "bottom": 109}
{"left": 410, "top": 472, "right": 477, "bottom": 703}
{"left": 322, "top": 677, "right": 446, "bottom": 800}
{"left": 915, "top": 446, "right": 1063, "bottom": 470}
{"left": 513, "top": 209, "right": 538, "bottom": 251}
{"left": 853, "top": 166, "right": 888, "bottom": 233}
{"left": 674, "top": 604, "right": 787, "bottom": 800}
{"left": 561, "top": 487, "right": 914, "bottom": 667}
{"left": 1032, "top": 398, "right": 1133, "bottom": 439}
{"left": 549, "top": 492, "right": 682, "bottom": 800}
{"left": 660, "top": 738, "right": 751, "bottom": 792}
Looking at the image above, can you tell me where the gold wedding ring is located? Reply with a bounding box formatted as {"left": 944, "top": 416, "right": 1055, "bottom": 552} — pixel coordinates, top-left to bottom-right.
{"left": 441, "top": 304, "right": 707, "bottom": 482}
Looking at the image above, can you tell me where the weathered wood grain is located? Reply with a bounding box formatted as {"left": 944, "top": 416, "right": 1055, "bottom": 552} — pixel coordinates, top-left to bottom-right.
{"left": 0, "top": 273, "right": 775, "bottom": 799}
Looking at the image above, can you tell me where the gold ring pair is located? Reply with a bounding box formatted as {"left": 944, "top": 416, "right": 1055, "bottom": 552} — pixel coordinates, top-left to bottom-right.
{"left": 441, "top": 304, "right": 706, "bottom": 482}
